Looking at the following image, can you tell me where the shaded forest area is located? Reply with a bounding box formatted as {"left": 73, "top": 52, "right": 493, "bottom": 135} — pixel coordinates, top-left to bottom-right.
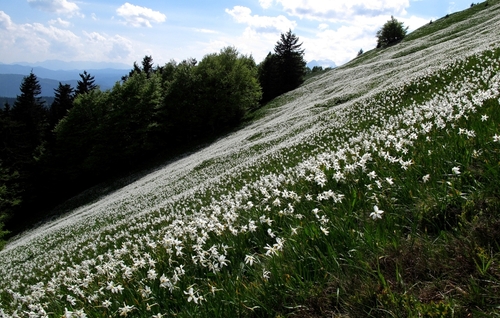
{"left": 0, "top": 31, "right": 311, "bottom": 242}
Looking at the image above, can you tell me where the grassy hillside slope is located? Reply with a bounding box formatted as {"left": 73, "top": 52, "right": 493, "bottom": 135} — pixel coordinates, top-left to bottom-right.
{"left": 1, "top": 2, "right": 500, "bottom": 317}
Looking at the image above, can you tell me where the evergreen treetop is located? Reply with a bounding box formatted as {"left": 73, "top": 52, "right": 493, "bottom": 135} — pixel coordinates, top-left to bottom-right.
{"left": 76, "top": 71, "right": 97, "bottom": 95}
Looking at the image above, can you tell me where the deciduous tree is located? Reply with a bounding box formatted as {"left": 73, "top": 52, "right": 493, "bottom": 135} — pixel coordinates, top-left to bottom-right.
{"left": 195, "top": 47, "right": 261, "bottom": 133}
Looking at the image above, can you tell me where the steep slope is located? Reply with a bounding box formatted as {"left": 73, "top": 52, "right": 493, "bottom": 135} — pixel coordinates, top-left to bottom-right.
{"left": 1, "top": 2, "right": 499, "bottom": 317}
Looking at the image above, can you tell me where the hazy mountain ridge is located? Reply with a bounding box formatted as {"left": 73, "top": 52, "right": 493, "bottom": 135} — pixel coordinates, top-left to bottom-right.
{"left": 11, "top": 60, "right": 130, "bottom": 71}
{"left": 0, "top": 74, "right": 79, "bottom": 99}
{"left": 0, "top": 63, "right": 129, "bottom": 97}
{"left": 307, "top": 59, "right": 336, "bottom": 69}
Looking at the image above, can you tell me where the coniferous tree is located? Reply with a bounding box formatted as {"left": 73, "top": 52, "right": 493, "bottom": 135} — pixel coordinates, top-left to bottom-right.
{"left": 75, "top": 71, "right": 97, "bottom": 95}
{"left": 123, "top": 55, "right": 156, "bottom": 81}
{"left": 141, "top": 55, "right": 154, "bottom": 77}
{"left": 10, "top": 71, "right": 47, "bottom": 168}
{"left": 274, "top": 29, "right": 307, "bottom": 93}
{"left": 0, "top": 72, "right": 49, "bottom": 230}
{"left": 258, "top": 30, "right": 307, "bottom": 104}
{"left": 49, "top": 83, "right": 74, "bottom": 129}
{"left": 376, "top": 16, "right": 408, "bottom": 48}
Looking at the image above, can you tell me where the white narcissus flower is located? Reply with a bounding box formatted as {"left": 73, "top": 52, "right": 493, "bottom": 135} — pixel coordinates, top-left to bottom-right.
{"left": 370, "top": 205, "right": 384, "bottom": 220}
{"left": 118, "top": 303, "right": 134, "bottom": 316}
{"left": 102, "top": 299, "right": 112, "bottom": 308}
{"left": 184, "top": 287, "right": 199, "bottom": 304}
{"left": 262, "top": 269, "right": 270, "bottom": 280}
{"left": 244, "top": 254, "right": 256, "bottom": 266}
{"left": 320, "top": 226, "right": 329, "bottom": 235}
{"left": 64, "top": 308, "right": 73, "bottom": 318}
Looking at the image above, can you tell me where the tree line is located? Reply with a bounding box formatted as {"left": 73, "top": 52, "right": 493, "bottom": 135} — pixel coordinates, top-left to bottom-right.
{"left": 0, "top": 31, "right": 308, "bottom": 246}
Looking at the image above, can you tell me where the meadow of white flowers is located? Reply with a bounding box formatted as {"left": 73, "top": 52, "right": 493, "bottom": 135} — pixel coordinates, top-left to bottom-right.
{"left": 1, "top": 4, "right": 500, "bottom": 317}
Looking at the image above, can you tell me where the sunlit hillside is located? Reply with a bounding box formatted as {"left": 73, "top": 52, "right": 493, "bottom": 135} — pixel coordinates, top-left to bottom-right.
{"left": 1, "top": 2, "right": 500, "bottom": 317}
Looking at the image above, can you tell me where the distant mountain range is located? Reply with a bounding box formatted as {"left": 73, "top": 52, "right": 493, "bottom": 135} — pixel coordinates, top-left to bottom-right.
{"left": 0, "top": 61, "right": 131, "bottom": 98}
{"left": 12, "top": 60, "right": 131, "bottom": 71}
{"left": 307, "top": 59, "right": 337, "bottom": 69}
{"left": 0, "top": 74, "right": 80, "bottom": 99}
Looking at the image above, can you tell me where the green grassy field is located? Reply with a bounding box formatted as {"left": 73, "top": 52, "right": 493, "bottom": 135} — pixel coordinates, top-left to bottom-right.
{"left": 1, "top": 2, "right": 500, "bottom": 317}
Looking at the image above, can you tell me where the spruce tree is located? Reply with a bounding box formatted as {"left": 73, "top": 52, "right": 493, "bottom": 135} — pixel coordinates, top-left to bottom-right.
{"left": 10, "top": 71, "right": 47, "bottom": 167}
{"left": 75, "top": 71, "right": 97, "bottom": 95}
{"left": 141, "top": 55, "right": 154, "bottom": 77}
{"left": 274, "top": 29, "right": 307, "bottom": 93}
{"left": 123, "top": 56, "right": 156, "bottom": 81}
{"left": 258, "top": 30, "right": 307, "bottom": 104}
{"left": 49, "top": 83, "right": 74, "bottom": 129}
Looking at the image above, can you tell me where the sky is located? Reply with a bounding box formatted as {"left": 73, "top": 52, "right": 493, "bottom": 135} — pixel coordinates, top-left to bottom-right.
{"left": 0, "top": 0, "right": 476, "bottom": 69}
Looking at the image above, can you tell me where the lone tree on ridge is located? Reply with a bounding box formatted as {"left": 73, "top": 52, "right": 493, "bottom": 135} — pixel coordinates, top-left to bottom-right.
{"left": 376, "top": 16, "right": 409, "bottom": 48}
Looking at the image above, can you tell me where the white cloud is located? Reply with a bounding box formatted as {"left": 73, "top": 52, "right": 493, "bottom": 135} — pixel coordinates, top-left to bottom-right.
{"left": 400, "top": 15, "right": 431, "bottom": 32}
{"left": 195, "top": 26, "right": 284, "bottom": 64}
{"left": 107, "top": 35, "right": 134, "bottom": 60}
{"left": 226, "top": 6, "right": 296, "bottom": 34}
{"left": 193, "top": 28, "right": 218, "bottom": 34}
{"left": 27, "top": 0, "right": 81, "bottom": 17}
{"left": 0, "top": 11, "right": 134, "bottom": 64}
{"left": 48, "top": 17, "right": 71, "bottom": 27}
{"left": 274, "top": 0, "right": 409, "bottom": 22}
{"left": 302, "top": 15, "right": 382, "bottom": 65}
{"left": 0, "top": 11, "right": 14, "bottom": 30}
{"left": 83, "top": 31, "right": 107, "bottom": 43}
{"left": 448, "top": 1, "right": 457, "bottom": 13}
{"left": 82, "top": 32, "right": 133, "bottom": 60}
{"left": 259, "top": 0, "right": 274, "bottom": 9}
{"left": 318, "top": 23, "right": 329, "bottom": 30}
{"left": 28, "top": 22, "right": 82, "bottom": 56}
{"left": 116, "top": 3, "right": 166, "bottom": 28}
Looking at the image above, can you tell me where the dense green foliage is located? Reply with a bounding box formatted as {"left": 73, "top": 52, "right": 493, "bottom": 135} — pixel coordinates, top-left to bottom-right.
{"left": 0, "top": 162, "right": 19, "bottom": 249}
{"left": 48, "top": 83, "right": 74, "bottom": 130}
{"left": 376, "top": 16, "right": 409, "bottom": 48}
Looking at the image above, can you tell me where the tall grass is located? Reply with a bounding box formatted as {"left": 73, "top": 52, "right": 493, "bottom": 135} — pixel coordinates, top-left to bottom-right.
{"left": 1, "top": 2, "right": 500, "bottom": 318}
